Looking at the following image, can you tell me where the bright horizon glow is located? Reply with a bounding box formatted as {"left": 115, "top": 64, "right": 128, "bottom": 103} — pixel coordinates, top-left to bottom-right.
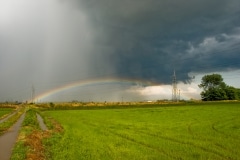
{"left": 32, "top": 78, "right": 161, "bottom": 102}
{"left": 31, "top": 69, "right": 240, "bottom": 102}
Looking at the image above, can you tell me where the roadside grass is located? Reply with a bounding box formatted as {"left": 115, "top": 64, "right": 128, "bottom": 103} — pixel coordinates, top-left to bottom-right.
{"left": 11, "top": 107, "right": 61, "bottom": 160}
{"left": 41, "top": 113, "right": 64, "bottom": 159}
{"left": 42, "top": 102, "right": 240, "bottom": 160}
{"left": 0, "top": 108, "right": 14, "bottom": 119}
{"left": 0, "top": 107, "right": 24, "bottom": 135}
{"left": 0, "top": 107, "right": 14, "bottom": 115}
{"left": 10, "top": 109, "right": 45, "bottom": 160}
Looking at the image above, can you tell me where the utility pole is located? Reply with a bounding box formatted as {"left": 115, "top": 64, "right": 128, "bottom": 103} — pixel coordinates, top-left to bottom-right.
{"left": 172, "top": 70, "right": 178, "bottom": 102}
{"left": 31, "top": 84, "right": 35, "bottom": 104}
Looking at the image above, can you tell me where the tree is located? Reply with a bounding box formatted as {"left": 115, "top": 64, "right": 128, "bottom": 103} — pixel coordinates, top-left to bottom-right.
{"left": 224, "top": 86, "right": 238, "bottom": 100}
{"left": 198, "top": 74, "right": 236, "bottom": 101}
{"left": 237, "top": 89, "right": 240, "bottom": 100}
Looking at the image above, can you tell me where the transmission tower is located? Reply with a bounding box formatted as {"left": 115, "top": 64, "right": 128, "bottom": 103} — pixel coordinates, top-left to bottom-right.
{"left": 31, "top": 84, "right": 35, "bottom": 104}
{"left": 172, "top": 70, "right": 178, "bottom": 102}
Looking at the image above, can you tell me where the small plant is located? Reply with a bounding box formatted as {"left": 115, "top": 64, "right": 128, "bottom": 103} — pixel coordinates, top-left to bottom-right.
{"left": 49, "top": 102, "right": 55, "bottom": 108}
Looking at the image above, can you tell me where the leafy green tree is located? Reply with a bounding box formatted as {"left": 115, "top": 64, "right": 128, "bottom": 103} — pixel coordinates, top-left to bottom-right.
{"left": 237, "top": 89, "right": 240, "bottom": 100}
{"left": 199, "top": 74, "right": 229, "bottom": 101}
{"left": 199, "top": 74, "right": 224, "bottom": 90}
{"left": 225, "top": 86, "right": 238, "bottom": 100}
{"left": 199, "top": 74, "right": 240, "bottom": 101}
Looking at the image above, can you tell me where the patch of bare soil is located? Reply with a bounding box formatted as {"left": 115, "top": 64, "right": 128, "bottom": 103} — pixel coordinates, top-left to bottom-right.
{"left": 48, "top": 117, "right": 64, "bottom": 133}
{"left": 24, "top": 118, "right": 63, "bottom": 160}
{"left": 25, "top": 130, "right": 48, "bottom": 160}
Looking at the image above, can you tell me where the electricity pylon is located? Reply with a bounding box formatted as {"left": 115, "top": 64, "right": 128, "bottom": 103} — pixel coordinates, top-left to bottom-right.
{"left": 31, "top": 84, "right": 35, "bottom": 104}
{"left": 172, "top": 70, "right": 178, "bottom": 102}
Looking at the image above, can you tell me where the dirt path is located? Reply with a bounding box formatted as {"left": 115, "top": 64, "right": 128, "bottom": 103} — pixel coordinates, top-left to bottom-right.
{"left": 0, "top": 112, "right": 25, "bottom": 160}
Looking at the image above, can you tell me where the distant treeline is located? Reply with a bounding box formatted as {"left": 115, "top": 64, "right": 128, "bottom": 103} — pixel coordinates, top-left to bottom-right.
{"left": 34, "top": 101, "right": 240, "bottom": 111}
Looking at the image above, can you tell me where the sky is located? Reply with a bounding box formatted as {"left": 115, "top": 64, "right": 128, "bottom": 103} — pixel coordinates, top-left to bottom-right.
{"left": 0, "top": 0, "right": 240, "bottom": 102}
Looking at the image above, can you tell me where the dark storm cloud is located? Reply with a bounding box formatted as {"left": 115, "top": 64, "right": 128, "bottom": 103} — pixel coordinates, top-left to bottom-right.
{"left": 67, "top": 0, "right": 240, "bottom": 83}
{"left": 1, "top": 0, "right": 240, "bottom": 102}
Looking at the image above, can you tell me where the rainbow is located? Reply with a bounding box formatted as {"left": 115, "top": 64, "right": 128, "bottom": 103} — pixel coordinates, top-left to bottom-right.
{"left": 33, "top": 78, "right": 160, "bottom": 102}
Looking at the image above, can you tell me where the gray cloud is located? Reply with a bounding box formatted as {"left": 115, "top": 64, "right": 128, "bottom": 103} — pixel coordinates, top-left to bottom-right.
{"left": 1, "top": 0, "right": 240, "bottom": 101}
{"left": 66, "top": 0, "right": 240, "bottom": 83}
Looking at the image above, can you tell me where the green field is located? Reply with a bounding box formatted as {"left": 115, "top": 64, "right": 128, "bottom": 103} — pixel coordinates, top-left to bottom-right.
{"left": 43, "top": 103, "right": 240, "bottom": 160}
{"left": 0, "top": 108, "right": 13, "bottom": 119}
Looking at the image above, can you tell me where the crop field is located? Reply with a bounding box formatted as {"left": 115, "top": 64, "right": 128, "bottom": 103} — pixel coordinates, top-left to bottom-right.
{"left": 43, "top": 102, "right": 240, "bottom": 160}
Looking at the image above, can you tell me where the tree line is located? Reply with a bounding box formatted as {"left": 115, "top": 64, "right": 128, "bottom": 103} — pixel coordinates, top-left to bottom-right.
{"left": 199, "top": 74, "right": 240, "bottom": 101}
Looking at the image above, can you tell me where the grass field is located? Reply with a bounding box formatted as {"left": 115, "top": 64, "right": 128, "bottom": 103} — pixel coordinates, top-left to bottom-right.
{"left": 43, "top": 102, "right": 240, "bottom": 160}
{"left": 0, "top": 108, "right": 13, "bottom": 119}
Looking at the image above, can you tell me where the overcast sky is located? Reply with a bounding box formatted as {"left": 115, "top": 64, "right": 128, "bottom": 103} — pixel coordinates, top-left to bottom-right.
{"left": 0, "top": 0, "right": 240, "bottom": 102}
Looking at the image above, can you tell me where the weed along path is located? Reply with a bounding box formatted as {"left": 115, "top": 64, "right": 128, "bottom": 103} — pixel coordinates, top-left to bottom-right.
{"left": 0, "top": 108, "right": 20, "bottom": 124}
{"left": 36, "top": 113, "right": 48, "bottom": 131}
{"left": 0, "top": 112, "right": 25, "bottom": 160}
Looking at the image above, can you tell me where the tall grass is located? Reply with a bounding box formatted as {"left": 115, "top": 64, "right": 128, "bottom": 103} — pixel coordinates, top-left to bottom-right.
{"left": 43, "top": 102, "right": 240, "bottom": 159}
{"left": 0, "top": 108, "right": 13, "bottom": 119}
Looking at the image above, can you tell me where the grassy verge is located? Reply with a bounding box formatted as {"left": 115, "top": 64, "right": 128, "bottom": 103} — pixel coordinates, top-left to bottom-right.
{"left": 11, "top": 108, "right": 63, "bottom": 160}
{"left": 0, "top": 107, "right": 24, "bottom": 135}
{"left": 0, "top": 108, "right": 14, "bottom": 119}
{"left": 41, "top": 114, "right": 64, "bottom": 159}
{"left": 11, "top": 109, "right": 43, "bottom": 160}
